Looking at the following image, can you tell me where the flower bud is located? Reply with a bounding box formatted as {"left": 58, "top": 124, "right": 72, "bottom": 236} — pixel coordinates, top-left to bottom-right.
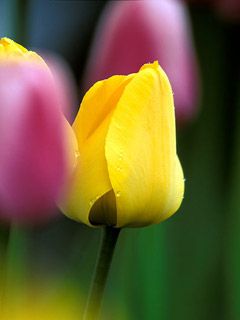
{"left": 61, "top": 62, "right": 184, "bottom": 228}
{"left": 0, "top": 38, "right": 78, "bottom": 225}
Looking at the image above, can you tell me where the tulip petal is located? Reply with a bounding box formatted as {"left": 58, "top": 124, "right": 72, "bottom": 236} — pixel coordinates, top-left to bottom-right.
{"left": 62, "top": 75, "right": 133, "bottom": 225}
{"left": 74, "top": 75, "right": 133, "bottom": 146}
{"left": 105, "top": 62, "right": 184, "bottom": 227}
{"left": 0, "top": 37, "right": 45, "bottom": 64}
{"left": 0, "top": 62, "right": 68, "bottom": 223}
{"left": 62, "top": 117, "right": 79, "bottom": 175}
{"left": 162, "top": 156, "right": 184, "bottom": 222}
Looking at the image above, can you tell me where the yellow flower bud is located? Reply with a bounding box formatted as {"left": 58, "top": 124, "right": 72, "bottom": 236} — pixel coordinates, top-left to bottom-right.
{"left": 61, "top": 61, "right": 184, "bottom": 227}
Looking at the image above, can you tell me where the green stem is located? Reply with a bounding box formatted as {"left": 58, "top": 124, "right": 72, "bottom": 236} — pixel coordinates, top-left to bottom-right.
{"left": 6, "top": 225, "right": 28, "bottom": 285}
{"left": 1, "top": 225, "right": 28, "bottom": 313}
{"left": 84, "top": 227, "right": 121, "bottom": 320}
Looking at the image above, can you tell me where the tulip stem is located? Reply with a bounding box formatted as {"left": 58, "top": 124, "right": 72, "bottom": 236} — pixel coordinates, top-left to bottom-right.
{"left": 1, "top": 225, "right": 28, "bottom": 313}
{"left": 84, "top": 226, "right": 121, "bottom": 320}
{"left": 6, "top": 225, "right": 28, "bottom": 284}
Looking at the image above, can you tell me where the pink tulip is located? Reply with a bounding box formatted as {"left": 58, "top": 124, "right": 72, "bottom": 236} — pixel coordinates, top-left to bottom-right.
{"left": 84, "top": 0, "right": 200, "bottom": 125}
{"left": 0, "top": 60, "right": 72, "bottom": 225}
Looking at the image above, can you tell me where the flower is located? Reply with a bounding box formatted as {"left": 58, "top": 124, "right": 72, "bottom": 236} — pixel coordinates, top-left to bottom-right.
{"left": 61, "top": 61, "right": 184, "bottom": 228}
{"left": 0, "top": 38, "right": 77, "bottom": 225}
{"left": 84, "top": 0, "right": 199, "bottom": 125}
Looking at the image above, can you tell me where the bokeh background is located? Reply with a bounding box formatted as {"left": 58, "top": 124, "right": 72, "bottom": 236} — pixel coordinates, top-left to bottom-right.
{"left": 0, "top": 0, "right": 240, "bottom": 319}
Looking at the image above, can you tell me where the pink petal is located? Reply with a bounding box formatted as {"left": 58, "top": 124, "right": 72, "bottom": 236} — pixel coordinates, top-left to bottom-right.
{"left": 0, "top": 61, "right": 70, "bottom": 225}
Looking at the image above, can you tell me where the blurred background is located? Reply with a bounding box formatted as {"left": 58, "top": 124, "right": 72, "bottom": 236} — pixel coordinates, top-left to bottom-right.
{"left": 0, "top": 0, "right": 240, "bottom": 319}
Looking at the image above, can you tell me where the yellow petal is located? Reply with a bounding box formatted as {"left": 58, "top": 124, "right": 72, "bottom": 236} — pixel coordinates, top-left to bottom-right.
{"left": 0, "top": 37, "right": 28, "bottom": 54}
{"left": 105, "top": 62, "right": 184, "bottom": 227}
{"left": 61, "top": 75, "right": 133, "bottom": 225}
{"left": 154, "top": 156, "right": 184, "bottom": 224}
{"left": 62, "top": 117, "right": 79, "bottom": 173}
{"left": 74, "top": 75, "right": 133, "bottom": 147}
{"left": 0, "top": 37, "right": 45, "bottom": 65}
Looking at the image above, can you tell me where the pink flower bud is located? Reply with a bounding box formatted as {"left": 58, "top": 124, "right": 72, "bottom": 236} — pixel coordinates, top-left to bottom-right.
{"left": 84, "top": 0, "right": 200, "bottom": 125}
{"left": 0, "top": 60, "right": 75, "bottom": 225}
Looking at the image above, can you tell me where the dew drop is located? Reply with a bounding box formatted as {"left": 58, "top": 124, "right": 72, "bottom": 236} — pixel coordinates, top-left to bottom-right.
{"left": 116, "top": 191, "right": 121, "bottom": 198}
{"left": 75, "top": 150, "right": 80, "bottom": 159}
{"left": 118, "top": 151, "right": 123, "bottom": 160}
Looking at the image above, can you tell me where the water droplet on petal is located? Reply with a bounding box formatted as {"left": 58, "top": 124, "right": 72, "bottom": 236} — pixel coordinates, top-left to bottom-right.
{"left": 118, "top": 151, "right": 123, "bottom": 161}
{"left": 116, "top": 191, "right": 121, "bottom": 198}
{"left": 75, "top": 150, "right": 80, "bottom": 159}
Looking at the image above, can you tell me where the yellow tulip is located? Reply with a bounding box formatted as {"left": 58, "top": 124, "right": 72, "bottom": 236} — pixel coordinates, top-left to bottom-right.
{"left": 61, "top": 61, "right": 184, "bottom": 227}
